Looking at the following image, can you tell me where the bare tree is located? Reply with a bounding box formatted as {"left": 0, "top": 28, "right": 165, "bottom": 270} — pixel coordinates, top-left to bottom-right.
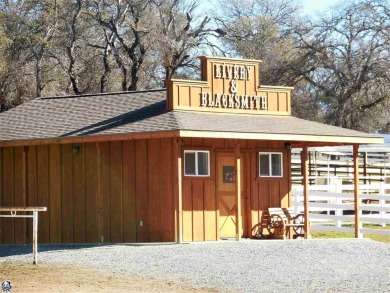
{"left": 49, "top": 0, "right": 115, "bottom": 95}
{"left": 215, "top": 0, "right": 390, "bottom": 132}
{"left": 86, "top": 0, "right": 154, "bottom": 91}
{"left": 98, "top": 29, "right": 113, "bottom": 93}
{"left": 66, "top": 0, "right": 83, "bottom": 94}
{"left": 291, "top": 0, "right": 390, "bottom": 131}
{"left": 214, "top": 0, "right": 301, "bottom": 85}
{"left": 22, "top": 0, "right": 59, "bottom": 97}
{"left": 0, "top": 0, "right": 38, "bottom": 110}
{"left": 151, "top": 0, "right": 212, "bottom": 82}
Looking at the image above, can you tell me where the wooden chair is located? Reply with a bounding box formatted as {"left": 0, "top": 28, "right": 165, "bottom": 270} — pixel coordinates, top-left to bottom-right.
{"left": 253, "top": 210, "right": 272, "bottom": 239}
{"left": 267, "top": 207, "right": 305, "bottom": 239}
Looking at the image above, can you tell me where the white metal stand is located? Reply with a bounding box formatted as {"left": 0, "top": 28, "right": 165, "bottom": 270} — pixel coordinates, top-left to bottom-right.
{"left": 0, "top": 207, "right": 47, "bottom": 265}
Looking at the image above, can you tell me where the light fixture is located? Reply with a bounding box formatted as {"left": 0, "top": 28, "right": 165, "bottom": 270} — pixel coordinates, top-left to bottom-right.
{"left": 284, "top": 142, "right": 292, "bottom": 150}
{"left": 72, "top": 145, "right": 80, "bottom": 154}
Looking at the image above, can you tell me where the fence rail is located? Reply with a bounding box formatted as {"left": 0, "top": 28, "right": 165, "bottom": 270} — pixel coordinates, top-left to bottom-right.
{"left": 291, "top": 149, "right": 390, "bottom": 185}
{"left": 292, "top": 182, "right": 390, "bottom": 236}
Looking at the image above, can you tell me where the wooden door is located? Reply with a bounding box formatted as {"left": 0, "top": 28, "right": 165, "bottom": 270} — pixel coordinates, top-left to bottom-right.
{"left": 217, "top": 152, "right": 246, "bottom": 238}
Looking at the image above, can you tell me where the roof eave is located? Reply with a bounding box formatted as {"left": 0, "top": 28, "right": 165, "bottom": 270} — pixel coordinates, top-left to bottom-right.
{"left": 0, "top": 130, "right": 181, "bottom": 147}
{"left": 0, "top": 130, "right": 384, "bottom": 147}
{"left": 178, "top": 130, "right": 384, "bottom": 145}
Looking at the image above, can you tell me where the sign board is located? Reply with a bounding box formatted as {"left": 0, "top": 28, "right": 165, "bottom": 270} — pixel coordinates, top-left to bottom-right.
{"left": 166, "top": 56, "right": 293, "bottom": 115}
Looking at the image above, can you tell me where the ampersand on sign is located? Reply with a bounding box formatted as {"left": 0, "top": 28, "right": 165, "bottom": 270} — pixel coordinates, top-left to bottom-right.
{"left": 230, "top": 79, "right": 237, "bottom": 93}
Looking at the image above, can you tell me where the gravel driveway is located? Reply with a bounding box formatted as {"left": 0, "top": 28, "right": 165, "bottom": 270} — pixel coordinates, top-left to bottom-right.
{"left": 1, "top": 239, "right": 389, "bottom": 292}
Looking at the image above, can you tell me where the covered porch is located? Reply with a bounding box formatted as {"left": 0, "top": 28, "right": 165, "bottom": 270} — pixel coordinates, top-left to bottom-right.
{"left": 174, "top": 127, "right": 383, "bottom": 242}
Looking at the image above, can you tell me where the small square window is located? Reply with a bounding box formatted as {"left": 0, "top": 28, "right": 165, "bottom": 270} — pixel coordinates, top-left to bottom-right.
{"left": 259, "top": 152, "right": 283, "bottom": 177}
{"left": 184, "top": 151, "right": 210, "bottom": 176}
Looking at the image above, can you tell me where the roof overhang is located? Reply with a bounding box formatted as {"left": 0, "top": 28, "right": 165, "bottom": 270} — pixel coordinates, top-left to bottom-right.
{"left": 0, "top": 131, "right": 181, "bottom": 147}
{"left": 0, "top": 130, "right": 383, "bottom": 148}
{"left": 178, "top": 130, "right": 384, "bottom": 146}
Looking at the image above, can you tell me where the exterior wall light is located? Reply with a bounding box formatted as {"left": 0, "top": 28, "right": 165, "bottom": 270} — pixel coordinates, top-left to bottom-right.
{"left": 72, "top": 145, "right": 80, "bottom": 154}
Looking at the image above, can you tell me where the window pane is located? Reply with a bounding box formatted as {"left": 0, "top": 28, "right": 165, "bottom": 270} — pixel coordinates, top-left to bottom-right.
{"left": 184, "top": 152, "right": 196, "bottom": 175}
{"left": 271, "top": 154, "right": 282, "bottom": 176}
{"left": 197, "top": 152, "right": 209, "bottom": 175}
{"left": 259, "top": 154, "right": 270, "bottom": 176}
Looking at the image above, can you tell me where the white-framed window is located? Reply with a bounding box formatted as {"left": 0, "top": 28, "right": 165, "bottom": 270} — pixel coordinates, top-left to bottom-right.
{"left": 259, "top": 152, "right": 283, "bottom": 177}
{"left": 184, "top": 150, "right": 210, "bottom": 176}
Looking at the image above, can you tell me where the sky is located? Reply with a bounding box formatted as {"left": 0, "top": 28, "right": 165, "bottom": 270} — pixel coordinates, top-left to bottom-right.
{"left": 199, "top": 0, "right": 341, "bottom": 15}
{"left": 302, "top": 0, "right": 340, "bottom": 13}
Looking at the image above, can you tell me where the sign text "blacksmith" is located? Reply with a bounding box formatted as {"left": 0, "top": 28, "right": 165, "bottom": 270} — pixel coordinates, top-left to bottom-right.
{"left": 201, "top": 92, "right": 267, "bottom": 110}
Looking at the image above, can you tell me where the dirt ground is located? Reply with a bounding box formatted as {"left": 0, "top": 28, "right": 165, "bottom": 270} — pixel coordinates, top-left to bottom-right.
{"left": 0, "top": 262, "right": 217, "bottom": 293}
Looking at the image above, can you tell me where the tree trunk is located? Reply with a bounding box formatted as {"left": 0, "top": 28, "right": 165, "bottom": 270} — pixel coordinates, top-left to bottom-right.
{"left": 35, "top": 58, "right": 43, "bottom": 98}
{"left": 100, "top": 43, "right": 110, "bottom": 93}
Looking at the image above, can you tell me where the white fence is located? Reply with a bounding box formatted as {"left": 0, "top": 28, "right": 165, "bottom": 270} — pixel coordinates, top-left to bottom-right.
{"left": 292, "top": 182, "right": 390, "bottom": 236}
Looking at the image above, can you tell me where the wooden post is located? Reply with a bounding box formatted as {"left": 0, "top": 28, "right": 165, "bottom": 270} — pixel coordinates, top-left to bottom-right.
{"left": 245, "top": 153, "right": 252, "bottom": 239}
{"left": 353, "top": 144, "right": 361, "bottom": 238}
{"left": 302, "top": 144, "right": 310, "bottom": 239}
{"left": 235, "top": 143, "right": 241, "bottom": 241}
{"left": 308, "top": 150, "right": 312, "bottom": 185}
{"left": 363, "top": 152, "right": 367, "bottom": 184}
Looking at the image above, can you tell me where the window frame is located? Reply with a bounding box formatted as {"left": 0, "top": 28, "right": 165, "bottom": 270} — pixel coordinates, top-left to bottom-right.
{"left": 258, "top": 152, "right": 283, "bottom": 178}
{"left": 184, "top": 150, "right": 211, "bottom": 177}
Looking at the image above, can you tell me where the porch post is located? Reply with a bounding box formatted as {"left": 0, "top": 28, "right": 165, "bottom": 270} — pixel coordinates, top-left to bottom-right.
{"left": 363, "top": 152, "right": 367, "bottom": 184}
{"left": 235, "top": 143, "right": 241, "bottom": 241}
{"left": 353, "top": 144, "right": 362, "bottom": 238}
{"left": 302, "top": 144, "right": 310, "bottom": 239}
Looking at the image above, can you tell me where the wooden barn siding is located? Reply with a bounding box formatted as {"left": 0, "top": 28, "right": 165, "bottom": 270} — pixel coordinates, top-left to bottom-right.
{"left": 0, "top": 137, "right": 290, "bottom": 243}
{"left": 181, "top": 138, "right": 291, "bottom": 240}
{"left": 250, "top": 141, "right": 291, "bottom": 237}
{"left": 181, "top": 138, "right": 218, "bottom": 242}
{"left": 2, "top": 147, "right": 15, "bottom": 243}
{"left": 0, "top": 138, "right": 176, "bottom": 244}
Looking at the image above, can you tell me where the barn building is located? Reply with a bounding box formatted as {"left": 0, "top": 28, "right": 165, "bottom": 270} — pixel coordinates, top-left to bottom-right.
{"left": 0, "top": 56, "right": 383, "bottom": 244}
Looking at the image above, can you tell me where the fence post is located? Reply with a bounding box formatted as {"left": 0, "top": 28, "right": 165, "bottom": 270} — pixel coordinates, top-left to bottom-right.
{"left": 379, "top": 182, "right": 386, "bottom": 228}
{"left": 335, "top": 180, "right": 342, "bottom": 228}
{"left": 327, "top": 179, "right": 332, "bottom": 216}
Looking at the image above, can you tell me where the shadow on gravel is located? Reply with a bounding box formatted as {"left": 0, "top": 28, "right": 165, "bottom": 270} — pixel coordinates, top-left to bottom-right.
{"left": 0, "top": 242, "right": 182, "bottom": 257}
{"left": 0, "top": 244, "right": 112, "bottom": 257}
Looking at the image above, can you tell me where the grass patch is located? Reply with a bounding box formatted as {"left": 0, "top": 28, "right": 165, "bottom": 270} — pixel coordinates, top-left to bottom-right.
{"left": 311, "top": 223, "right": 390, "bottom": 244}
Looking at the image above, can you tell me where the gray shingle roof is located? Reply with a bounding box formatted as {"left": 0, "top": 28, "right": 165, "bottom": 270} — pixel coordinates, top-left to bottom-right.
{"left": 0, "top": 89, "right": 382, "bottom": 144}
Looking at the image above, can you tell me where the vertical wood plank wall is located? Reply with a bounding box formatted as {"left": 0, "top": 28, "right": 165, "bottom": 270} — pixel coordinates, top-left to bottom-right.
{"left": 250, "top": 141, "right": 291, "bottom": 237}
{"left": 0, "top": 137, "right": 290, "bottom": 243}
{"left": 0, "top": 138, "right": 176, "bottom": 244}
{"left": 181, "top": 138, "right": 291, "bottom": 241}
{"left": 182, "top": 138, "right": 218, "bottom": 242}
